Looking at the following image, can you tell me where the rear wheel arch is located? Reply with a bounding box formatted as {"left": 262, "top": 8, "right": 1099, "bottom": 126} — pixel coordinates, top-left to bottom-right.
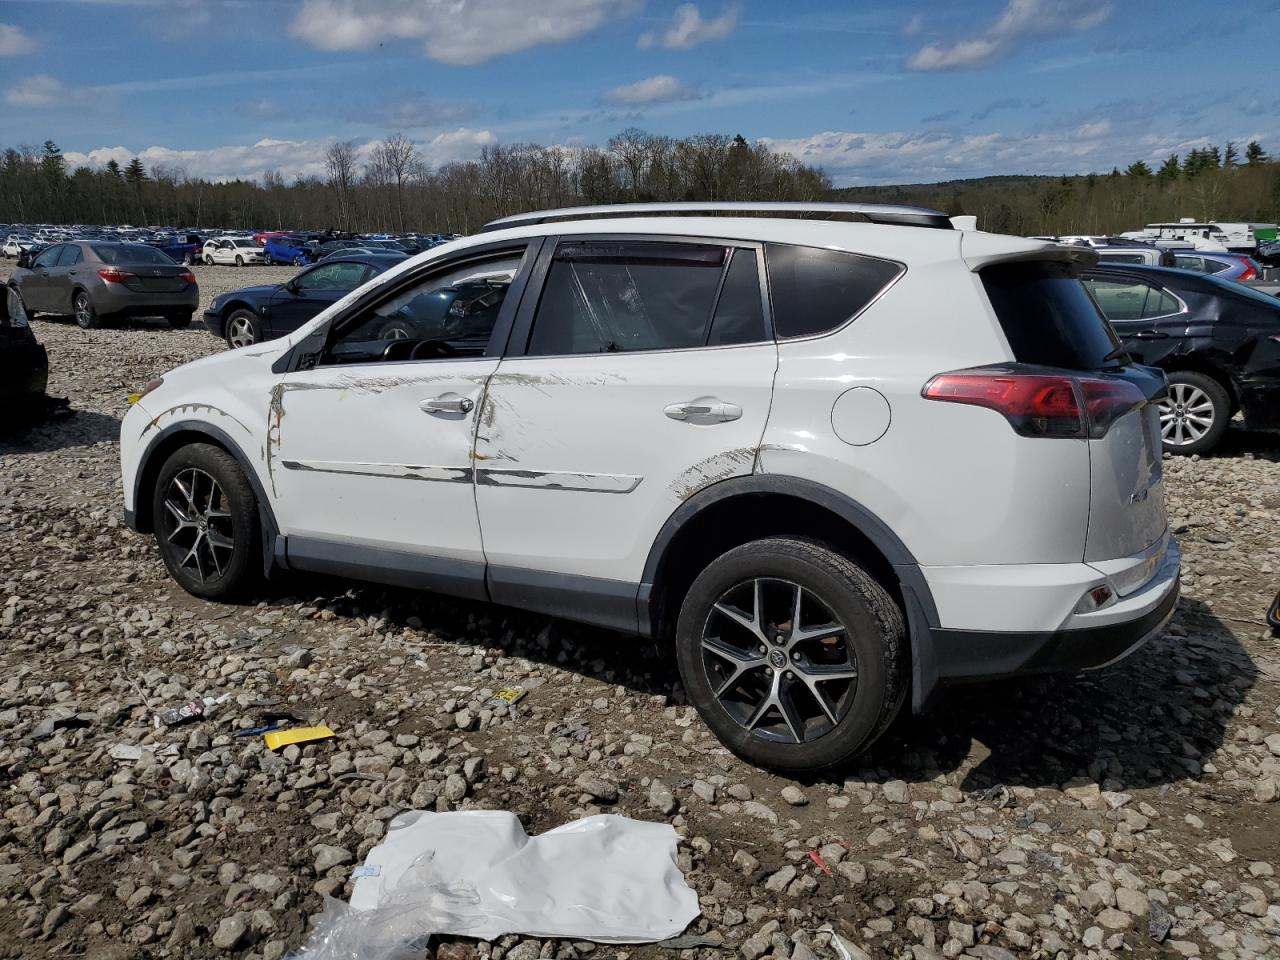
{"left": 1159, "top": 354, "right": 1239, "bottom": 412}
{"left": 641, "top": 475, "right": 942, "bottom": 712}
{"left": 134, "top": 422, "right": 280, "bottom": 575}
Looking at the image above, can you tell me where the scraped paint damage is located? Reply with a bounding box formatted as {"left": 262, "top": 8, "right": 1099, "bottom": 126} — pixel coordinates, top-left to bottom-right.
{"left": 669, "top": 446, "right": 759, "bottom": 502}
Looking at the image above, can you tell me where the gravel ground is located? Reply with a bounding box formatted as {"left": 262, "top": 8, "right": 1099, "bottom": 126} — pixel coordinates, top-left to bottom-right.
{"left": 2, "top": 260, "right": 1279, "bottom": 960}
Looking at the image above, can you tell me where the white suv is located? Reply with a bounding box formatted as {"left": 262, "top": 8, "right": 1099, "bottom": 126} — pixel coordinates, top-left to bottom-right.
{"left": 120, "top": 203, "right": 1180, "bottom": 772}
{"left": 203, "top": 237, "right": 266, "bottom": 266}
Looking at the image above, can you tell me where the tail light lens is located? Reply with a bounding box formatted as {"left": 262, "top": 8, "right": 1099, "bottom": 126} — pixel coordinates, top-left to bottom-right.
{"left": 180, "top": 271, "right": 196, "bottom": 285}
{"left": 1237, "top": 261, "right": 1257, "bottom": 281}
{"left": 97, "top": 267, "right": 133, "bottom": 283}
{"left": 923, "top": 367, "right": 1147, "bottom": 439}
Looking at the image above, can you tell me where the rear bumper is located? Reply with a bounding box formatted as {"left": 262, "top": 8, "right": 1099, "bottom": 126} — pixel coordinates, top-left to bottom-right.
{"left": 926, "top": 536, "right": 1180, "bottom": 682}
{"left": 97, "top": 286, "right": 199, "bottom": 316}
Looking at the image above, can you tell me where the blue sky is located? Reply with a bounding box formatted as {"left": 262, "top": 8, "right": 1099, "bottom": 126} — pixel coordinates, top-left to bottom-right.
{"left": 0, "top": 0, "right": 1277, "bottom": 185}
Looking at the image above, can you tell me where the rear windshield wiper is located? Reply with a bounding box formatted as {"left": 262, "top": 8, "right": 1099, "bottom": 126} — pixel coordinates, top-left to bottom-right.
{"left": 1101, "top": 344, "right": 1131, "bottom": 367}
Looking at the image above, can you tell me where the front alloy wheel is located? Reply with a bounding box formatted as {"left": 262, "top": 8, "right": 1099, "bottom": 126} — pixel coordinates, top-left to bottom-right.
{"left": 225, "top": 311, "right": 257, "bottom": 348}
{"left": 701, "top": 578, "right": 858, "bottom": 743}
{"left": 152, "top": 443, "right": 261, "bottom": 600}
{"left": 160, "top": 467, "right": 235, "bottom": 583}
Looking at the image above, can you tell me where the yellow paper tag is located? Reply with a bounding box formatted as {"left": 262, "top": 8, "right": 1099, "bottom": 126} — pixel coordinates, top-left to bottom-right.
{"left": 264, "top": 724, "right": 336, "bottom": 750}
{"left": 487, "top": 686, "right": 526, "bottom": 707}
{"left": 126, "top": 394, "right": 143, "bottom": 405}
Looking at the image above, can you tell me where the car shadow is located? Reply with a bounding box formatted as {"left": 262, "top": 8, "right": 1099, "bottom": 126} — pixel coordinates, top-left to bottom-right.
{"left": 33, "top": 314, "right": 196, "bottom": 332}
{"left": 1207, "top": 425, "right": 1280, "bottom": 463}
{"left": 262, "top": 578, "right": 1253, "bottom": 792}
{"left": 855, "top": 596, "right": 1256, "bottom": 793}
{"left": 0, "top": 409, "right": 122, "bottom": 452}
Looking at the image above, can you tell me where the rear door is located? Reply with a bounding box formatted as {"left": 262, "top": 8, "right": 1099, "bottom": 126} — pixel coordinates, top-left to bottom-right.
{"left": 1082, "top": 273, "right": 1188, "bottom": 366}
{"left": 474, "top": 236, "right": 777, "bottom": 624}
{"left": 51, "top": 244, "right": 84, "bottom": 311}
{"left": 986, "top": 262, "right": 1168, "bottom": 562}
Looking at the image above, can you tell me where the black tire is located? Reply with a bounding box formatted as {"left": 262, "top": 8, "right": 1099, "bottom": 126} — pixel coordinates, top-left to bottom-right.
{"left": 168, "top": 312, "right": 193, "bottom": 329}
{"left": 204, "top": 254, "right": 215, "bottom": 266}
{"left": 72, "top": 289, "right": 100, "bottom": 329}
{"left": 152, "top": 443, "right": 261, "bottom": 601}
{"left": 224, "top": 308, "right": 261, "bottom": 348}
{"left": 184, "top": 253, "right": 195, "bottom": 266}
{"left": 235, "top": 254, "right": 244, "bottom": 267}
{"left": 675, "top": 537, "right": 906, "bottom": 773}
{"left": 1159, "top": 371, "right": 1230, "bottom": 455}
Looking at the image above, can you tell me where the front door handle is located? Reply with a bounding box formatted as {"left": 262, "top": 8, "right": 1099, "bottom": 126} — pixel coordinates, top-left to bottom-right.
{"left": 419, "top": 395, "right": 474, "bottom": 415}
{"left": 664, "top": 399, "right": 743, "bottom": 422}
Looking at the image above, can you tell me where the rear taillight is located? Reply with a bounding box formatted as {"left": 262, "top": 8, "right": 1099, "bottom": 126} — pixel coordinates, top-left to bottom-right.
{"left": 923, "top": 367, "right": 1147, "bottom": 439}
{"left": 1238, "top": 261, "right": 1257, "bottom": 281}
{"left": 97, "top": 267, "right": 132, "bottom": 283}
{"left": 180, "top": 271, "right": 196, "bottom": 285}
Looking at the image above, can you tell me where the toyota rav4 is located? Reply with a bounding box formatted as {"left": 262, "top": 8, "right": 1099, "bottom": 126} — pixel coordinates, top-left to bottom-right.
{"left": 120, "top": 202, "right": 1180, "bottom": 772}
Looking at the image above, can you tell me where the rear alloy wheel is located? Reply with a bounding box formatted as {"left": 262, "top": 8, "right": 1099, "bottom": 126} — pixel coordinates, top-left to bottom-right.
{"left": 1158, "top": 371, "right": 1229, "bottom": 455}
{"left": 235, "top": 254, "right": 245, "bottom": 267}
{"left": 676, "top": 538, "right": 906, "bottom": 773}
{"left": 153, "top": 443, "right": 260, "bottom": 600}
{"left": 225, "top": 309, "right": 260, "bottom": 348}
{"left": 204, "top": 255, "right": 214, "bottom": 266}
{"left": 73, "top": 290, "right": 100, "bottom": 329}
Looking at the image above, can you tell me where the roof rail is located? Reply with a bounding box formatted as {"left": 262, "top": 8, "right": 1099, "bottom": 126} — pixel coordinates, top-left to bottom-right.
{"left": 480, "top": 201, "right": 954, "bottom": 233}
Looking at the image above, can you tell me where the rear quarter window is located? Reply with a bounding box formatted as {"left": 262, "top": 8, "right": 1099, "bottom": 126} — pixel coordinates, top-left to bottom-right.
{"left": 764, "top": 243, "right": 901, "bottom": 339}
{"left": 982, "top": 261, "right": 1121, "bottom": 370}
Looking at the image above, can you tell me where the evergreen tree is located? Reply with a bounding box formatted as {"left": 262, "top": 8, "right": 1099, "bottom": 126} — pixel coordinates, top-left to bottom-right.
{"left": 1156, "top": 154, "right": 1180, "bottom": 182}
{"left": 1223, "top": 141, "right": 1238, "bottom": 168}
{"left": 1245, "top": 140, "right": 1269, "bottom": 166}
{"left": 1125, "top": 160, "right": 1153, "bottom": 178}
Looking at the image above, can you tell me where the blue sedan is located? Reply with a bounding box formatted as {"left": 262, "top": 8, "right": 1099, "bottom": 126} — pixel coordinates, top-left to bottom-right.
{"left": 203, "top": 253, "right": 407, "bottom": 348}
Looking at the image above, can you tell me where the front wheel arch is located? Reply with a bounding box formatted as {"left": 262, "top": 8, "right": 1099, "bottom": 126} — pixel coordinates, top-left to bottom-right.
{"left": 133, "top": 422, "right": 281, "bottom": 577}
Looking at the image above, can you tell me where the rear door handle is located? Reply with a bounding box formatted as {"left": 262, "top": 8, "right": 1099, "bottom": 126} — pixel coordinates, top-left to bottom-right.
{"left": 664, "top": 400, "right": 743, "bottom": 422}
{"left": 419, "top": 395, "right": 474, "bottom": 415}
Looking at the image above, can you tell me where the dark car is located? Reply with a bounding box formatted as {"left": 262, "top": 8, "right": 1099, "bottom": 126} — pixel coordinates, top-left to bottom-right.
{"left": 374, "top": 277, "right": 510, "bottom": 345}
{"left": 264, "top": 235, "right": 317, "bottom": 266}
{"left": 12, "top": 241, "right": 199, "bottom": 329}
{"left": 313, "top": 239, "right": 368, "bottom": 261}
{"left": 1083, "top": 263, "right": 1280, "bottom": 453}
{"left": 0, "top": 285, "right": 48, "bottom": 414}
{"left": 1170, "top": 251, "right": 1262, "bottom": 282}
{"left": 203, "top": 254, "right": 405, "bottom": 347}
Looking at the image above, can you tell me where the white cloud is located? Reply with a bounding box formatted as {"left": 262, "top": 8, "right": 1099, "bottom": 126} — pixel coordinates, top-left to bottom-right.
{"left": 60, "top": 130, "right": 500, "bottom": 183}
{"left": 638, "top": 3, "right": 738, "bottom": 49}
{"left": 0, "top": 22, "right": 34, "bottom": 56}
{"left": 908, "top": 0, "right": 1111, "bottom": 71}
{"left": 758, "top": 118, "right": 1246, "bottom": 186}
{"left": 5, "top": 74, "right": 98, "bottom": 108}
{"left": 288, "top": 0, "right": 640, "bottom": 65}
{"left": 603, "top": 74, "right": 701, "bottom": 105}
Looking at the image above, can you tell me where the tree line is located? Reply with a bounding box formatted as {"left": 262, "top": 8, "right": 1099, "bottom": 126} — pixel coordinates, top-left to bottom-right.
{"left": 3, "top": 132, "right": 1277, "bottom": 238}
{"left": 837, "top": 140, "right": 1279, "bottom": 236}
{"left": 0, "top": 130, "right": 830, "bottom": 234}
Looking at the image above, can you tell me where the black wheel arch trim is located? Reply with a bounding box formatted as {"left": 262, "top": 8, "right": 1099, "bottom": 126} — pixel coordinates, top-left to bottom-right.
{"left": 129, "top": 418, "right": 282, "bottom": 578}
{"left": 638, "top": 473, "right": 943, "bottom": 713}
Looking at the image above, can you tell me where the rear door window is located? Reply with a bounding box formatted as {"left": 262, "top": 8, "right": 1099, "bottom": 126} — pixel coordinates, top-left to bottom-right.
{"left": 765, "top": 243, "right": 901, "bottom": 339}
{"left": 981, "top": 260, "right": 1121, "bottom": 369}
{"left": 526, "top": 241, "right": 765, "bottom": 356}
{"left": 56, "top": 246, "right": 82, "bottom": 267}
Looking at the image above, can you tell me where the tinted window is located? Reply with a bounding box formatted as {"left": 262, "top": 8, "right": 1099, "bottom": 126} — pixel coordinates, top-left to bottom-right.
{"left": 1100, "top": 253, "right": 1147, "bottom": 265}
{"left": 528, "top": 241, "right": 732, "bottom": 356}
{"left": 92, "top": 244, "right": 176, "bottom": 265}
{"left": 1174, "top": 256, "right": 1204, "bottom": 272}
{"left": 324, "top": 251, "right": 524, "bottom": 365}
{"left": 983, "top": 261, "right": 1120, "bottom": 369}
{"left": 1083, "top": 279, "right": 1181, "bottom": 321}
{"left": 56, "top": 245, "right": 82, "bottom": 267}
{"left": 1202, "top": 258, "right": 1231, "bottom": 275}
{"left": 765, "top": 242, "right": 901, "bottom": 339}
{"left": 708, "top": 248, "right": 766, "bottom": 346}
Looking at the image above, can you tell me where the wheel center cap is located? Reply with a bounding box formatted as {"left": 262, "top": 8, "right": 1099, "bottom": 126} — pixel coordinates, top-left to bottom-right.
{"left": 768, "top": 649, "right": 786, "bottom": 668}
{"left": 196, "top": 517, "right": 208, "bottom": 533}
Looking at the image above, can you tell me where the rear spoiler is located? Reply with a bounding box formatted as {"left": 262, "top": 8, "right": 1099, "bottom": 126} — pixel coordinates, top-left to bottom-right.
{"left": 960, "top": 231, "right": 1099, "bottom": 272}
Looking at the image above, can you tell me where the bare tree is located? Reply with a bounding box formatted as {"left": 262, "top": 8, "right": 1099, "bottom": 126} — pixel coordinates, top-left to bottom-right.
{"left": 369, "top": 133, "right": 419, "bottom": 233}
{"left": 324, "top": 140, "right": 358, "bottom": 232}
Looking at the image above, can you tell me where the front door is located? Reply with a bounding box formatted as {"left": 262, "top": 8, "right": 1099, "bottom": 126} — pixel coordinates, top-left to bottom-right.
{"left": 269, "top": 241, "right": 537, "bottom": 597}
{"left": 21, "top": 245, "right": 63, "bottom": 312}
{"left": 475, "top": 237, "right": 778, "bottom": 625}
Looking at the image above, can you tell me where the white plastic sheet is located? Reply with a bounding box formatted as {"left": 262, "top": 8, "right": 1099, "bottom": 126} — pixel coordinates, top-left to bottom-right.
{"left": 287, "top": 811, "right": 700, "bottom": 960}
